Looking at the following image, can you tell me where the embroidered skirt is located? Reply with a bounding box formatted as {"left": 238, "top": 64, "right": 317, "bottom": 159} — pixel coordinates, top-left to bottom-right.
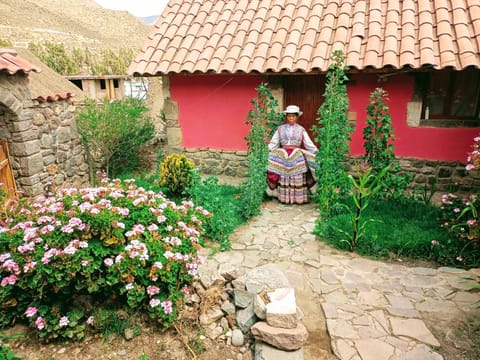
{"left": 266, "top": 148, "right": 316, "bottom": 204}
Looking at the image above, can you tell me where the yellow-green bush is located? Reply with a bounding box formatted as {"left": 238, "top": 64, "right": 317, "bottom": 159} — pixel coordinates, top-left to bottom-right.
{"left": 159, "top": 154, "right": 196, "bottom": 196}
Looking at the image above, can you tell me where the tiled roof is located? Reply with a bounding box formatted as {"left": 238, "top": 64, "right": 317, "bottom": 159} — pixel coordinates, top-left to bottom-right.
{"left": 129, "top": 0, "right": 480, "bottom": 76}
{"left": 0, "top": 48, "right": 41, "bottom": 75}
{"left": 1, "top": 48, "right": 86, "bottom": 103}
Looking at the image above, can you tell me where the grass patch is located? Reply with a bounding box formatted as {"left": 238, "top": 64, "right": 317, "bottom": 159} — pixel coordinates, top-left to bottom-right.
{"left": 316, "top": 197, "right": 479, "bottom": 268}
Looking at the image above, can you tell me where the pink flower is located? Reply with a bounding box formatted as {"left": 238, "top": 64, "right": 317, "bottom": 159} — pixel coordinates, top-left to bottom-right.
{"left": 149, "top": 298, "right": 160, "bottom": 308}
{"left": 147, "top": 285, "right": 160, "bottom": 296}
{"left": 125, "top": 283, "right": 134, "bottom": 291}
{"left": 103, "top": 258, "right": 114, "bottom": 266}
{"left": 431, "top": 240, "right": 439, "bottom": 246}
{"left": 86, "top": 316, "right": 94, "bottom": 325}
{"left": 1, "top": 274, "right": 18, "bottom": 286}
{"left": 181, "top": 286, "right": 190, "bottom": 295}
{"left": 147, "top": 224, "right": 158, "bottom": 232}
{"left": 59, "top": 316, "right": 69, "bottom": 327}
{"left": 456, "top": 256, "right": 463, "bottom": 262}
{"left": 23, "top": 261, "right": 37, "bottom": 273}
{"left": 161, "top": 300, "right": 173, "bottom": 315}
{"left": 25, "top": 307, "right": 38, "bottom": 318}
{"left": 35, "top": 317, "right": 46, "bottom": 330}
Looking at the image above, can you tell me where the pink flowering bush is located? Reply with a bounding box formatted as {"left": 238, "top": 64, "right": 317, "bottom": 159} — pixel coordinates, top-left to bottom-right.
{"left": 437, "top": 135, "right": 480, "bottom": 268}
{"left": 0, "top": 177, "right": 209, "bottom": 341}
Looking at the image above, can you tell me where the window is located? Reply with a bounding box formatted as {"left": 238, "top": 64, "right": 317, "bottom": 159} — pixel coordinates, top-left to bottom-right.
{"left": 419, "top": 70, "right": 480, "bottom": 127}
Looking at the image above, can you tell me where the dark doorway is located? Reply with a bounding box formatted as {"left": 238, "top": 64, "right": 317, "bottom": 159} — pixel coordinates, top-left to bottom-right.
{"left": 283, "top": 75, "right": 326, "bottom": 145}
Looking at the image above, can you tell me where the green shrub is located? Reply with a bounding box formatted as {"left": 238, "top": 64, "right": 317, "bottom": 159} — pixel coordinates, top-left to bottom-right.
{"left": 159, "top": 154, "right": 196, "bottom": 197}
{"left": 0, "top": 178, "right": 209, "bottom": 341}
{"left": 77, "top": 98, "right": 154, "bottom": 179}
{"left": 188, "top": 172, "right": 244, "bottom": 250}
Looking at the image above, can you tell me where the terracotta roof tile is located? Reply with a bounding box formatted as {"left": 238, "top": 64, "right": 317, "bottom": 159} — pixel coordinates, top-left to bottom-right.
{"left": 129, "top": 0, "right": 480, "bottom": 75}
{"left": 0, "top": 48, "right": 41, "bottom": 75}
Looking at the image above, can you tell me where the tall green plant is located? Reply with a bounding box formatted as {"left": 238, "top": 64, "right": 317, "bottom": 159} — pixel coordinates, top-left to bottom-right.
{"left": 239, "top": 83, "right": 283, "bottom": 220}
{"left": 342, "top": 163, "right": 389, "bottom": 251}
{"left": 363, "top": 88, "right": 413, "bottom": 199}
{"left": 77, "top": 98, "right": 154, "bottom": 179}
{"left": 312, "top": 51, "right": 353, "bottom": 218}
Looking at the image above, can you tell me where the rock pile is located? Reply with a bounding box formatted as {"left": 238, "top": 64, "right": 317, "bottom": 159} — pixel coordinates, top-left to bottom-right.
{"left": 191, "top": 263, "right": 309, "bottom": 360}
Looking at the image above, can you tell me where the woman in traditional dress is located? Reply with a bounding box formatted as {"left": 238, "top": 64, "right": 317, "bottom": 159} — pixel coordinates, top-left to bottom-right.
{"left": 266, "top": 105, "right": 318, "bottom": 204}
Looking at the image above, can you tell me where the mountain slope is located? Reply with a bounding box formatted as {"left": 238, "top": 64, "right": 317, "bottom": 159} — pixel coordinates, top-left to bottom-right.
{"left": 0, "top": 0, "right": 152, "bottom": 51}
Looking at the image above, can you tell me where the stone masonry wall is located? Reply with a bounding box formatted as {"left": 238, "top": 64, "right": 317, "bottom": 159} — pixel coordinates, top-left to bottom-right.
{"left": 166, "top": 146, "right": 478, "bottom": 194}
{"left": 0, "top": 72, "right": 89, "bottom": 198}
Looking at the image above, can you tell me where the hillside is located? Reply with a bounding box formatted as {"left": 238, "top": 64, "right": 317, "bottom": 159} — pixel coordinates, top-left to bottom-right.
{"left": 0, "top": 0, "right": 152, "bottom": 52}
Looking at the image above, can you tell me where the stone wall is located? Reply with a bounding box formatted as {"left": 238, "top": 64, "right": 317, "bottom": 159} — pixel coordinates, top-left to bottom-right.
{"left": 0, "top": 72, "right": 89, "bottom": 198}
{"left": 167, "top": 146, "right": 248, "bottom": 177}
{"left": 397, "top": 157, "right": 479, "bottom": 193}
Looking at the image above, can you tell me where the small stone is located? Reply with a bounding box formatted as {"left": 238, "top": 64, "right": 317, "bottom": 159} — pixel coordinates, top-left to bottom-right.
{"left": 123, "top": 328, "right": 135, "bottom": 341}
{"left": 231, "top": 328, "right": 245, "bottom": 346}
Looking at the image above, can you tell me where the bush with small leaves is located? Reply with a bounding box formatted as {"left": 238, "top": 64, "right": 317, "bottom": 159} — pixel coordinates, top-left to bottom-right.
{"left": 159, "top": 154, "right": 196, "bottom": 197}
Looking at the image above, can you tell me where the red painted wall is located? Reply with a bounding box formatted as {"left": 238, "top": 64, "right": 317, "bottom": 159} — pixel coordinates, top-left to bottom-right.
{"left": 170, "top": 73, "right": 480, "bottom": 161}
{"left": 348, "top": 74, "right": 480, "bottom": 161}
{"left": 170, "top": 75, "right": 261, "bottom": 150}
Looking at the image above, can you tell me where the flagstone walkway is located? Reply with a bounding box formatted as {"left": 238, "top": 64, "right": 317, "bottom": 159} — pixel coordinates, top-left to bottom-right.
{"left": 201, "top": 200, "right": 480, "bottom": 360}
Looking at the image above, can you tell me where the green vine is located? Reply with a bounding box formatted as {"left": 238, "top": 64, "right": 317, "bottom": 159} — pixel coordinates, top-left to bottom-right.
{"left": 239, "top": 82, "right": 283, "bottom": 220}
{"left": 312, "top": 51, "right": 353, "bottom": 218}
{"left": 363, "top": 88, "right": 413, "bottom": 199}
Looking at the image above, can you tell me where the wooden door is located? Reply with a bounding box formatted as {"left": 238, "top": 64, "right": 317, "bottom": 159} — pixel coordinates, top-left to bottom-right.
{"left": 0, "top": 138, "right": 17, "bottom": 200}
{"left": 284, "top": 75, "right": 326, "bottom": 145}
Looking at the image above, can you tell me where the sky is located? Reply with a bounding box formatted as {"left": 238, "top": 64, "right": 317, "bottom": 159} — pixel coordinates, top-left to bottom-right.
{"left": 94, "top": 0, "right": 168, "bottom": 17}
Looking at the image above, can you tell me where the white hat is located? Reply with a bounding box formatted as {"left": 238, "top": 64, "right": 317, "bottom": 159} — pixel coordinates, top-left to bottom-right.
{"left": 283, "top": 105, "right": 303, "bottom": 116}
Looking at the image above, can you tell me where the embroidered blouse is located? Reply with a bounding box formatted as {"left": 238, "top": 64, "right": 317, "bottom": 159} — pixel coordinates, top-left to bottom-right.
{"left": 268, "top": 124, "right": 318, "bottom": 153}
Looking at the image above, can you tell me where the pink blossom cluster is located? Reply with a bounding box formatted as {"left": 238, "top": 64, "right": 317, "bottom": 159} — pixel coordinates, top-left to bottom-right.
{"left": 0, "top": 177, "right": 209, "bottom": 336}
{"left": 466, "top": 135, "right": 480, "bottom": 172}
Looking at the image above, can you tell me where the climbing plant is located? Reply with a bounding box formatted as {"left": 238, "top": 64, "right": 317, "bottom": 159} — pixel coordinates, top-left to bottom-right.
{"left": 239, "top": 83, "right": 283, "bottom": 220}
{"left": 312, "top": 50, "right": 353, "bottom": 218}
{"left": 363, "top": 88, "right": 413, "bottom": 199}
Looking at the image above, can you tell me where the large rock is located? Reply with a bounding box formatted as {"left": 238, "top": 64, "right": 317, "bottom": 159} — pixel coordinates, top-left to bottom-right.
{"left": 199, "top": 307, "right": 224, "bottom": 325}
{"left": 245, "top": 264, "right": 290, "bottom": 294}
{"left": 234, "top": 288, "right": 255, "bottom": 308}
{"left": 237, "top": 303, "right": 258, "bottom": 333}
{"left": 266, "top": 287, "right": 297, "bottom": 329}
{"left": 251, "top": 321, "right": 308, "bottom": 351}
{"left": 253, "top": 293, "right": 268, "bottom": 319}
{"left": 255, "top": 341, "right": 305, "bottom": 360}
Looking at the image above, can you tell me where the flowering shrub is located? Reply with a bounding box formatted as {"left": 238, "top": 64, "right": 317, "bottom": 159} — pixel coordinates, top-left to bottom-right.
{"left": 437, "top": 135, "right": 480, "bottom": 268}
{"left": 0, "top": 178, "right": 209, "bottom": 341}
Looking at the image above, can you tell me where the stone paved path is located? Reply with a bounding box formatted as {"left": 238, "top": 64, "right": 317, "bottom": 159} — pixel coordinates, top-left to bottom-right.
{"left": 200, "top": 200, "right": 480, "bottom": 360}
